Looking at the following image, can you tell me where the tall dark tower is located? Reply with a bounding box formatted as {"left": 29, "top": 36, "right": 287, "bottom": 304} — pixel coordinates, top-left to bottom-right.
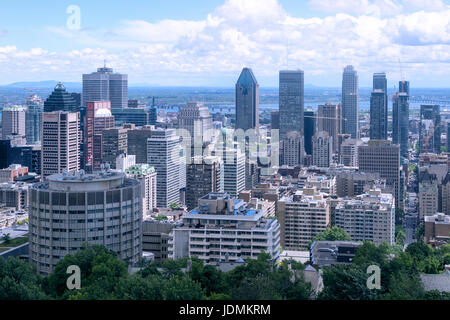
{"left": 372, "top": 73, "right": 388, "bottom": 140}
{"left": 235, "top": 68, "right": 259, "bottom": 132}
{"left": 392, "top": 81, "right": 409, "bottom": 159}
{"left": 279, "top": 70, "right": 304, "bottom": 140}
{"left": 342, "top": 65, "right": 359, "bottom": 139}
{"left": 43, "top": 83, "right": 77, "bottom": 112}
{"left": 304, "top": 109, "right": 316, "bottom": 155}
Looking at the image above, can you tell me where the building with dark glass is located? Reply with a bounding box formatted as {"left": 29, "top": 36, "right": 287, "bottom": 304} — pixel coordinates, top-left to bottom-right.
{"left": 235, "top": 68, "right": 259, "bottom": 132}
{"left": 43, "top": 83, "right": 77, "bottom": 112}
{"left": 419, "top": 104, "right": 441, "bottom": 154}
{"left": 370, "top": 90, "right": 387, "bottom": 140}
{"left": 279, "top": 70, "right": 304, "bottom": 140}
{"left": 304, "top": 109, "right": 316, "bottom": 155}
{"left": 392, "top": 83, "right": 409, "bottom": 159}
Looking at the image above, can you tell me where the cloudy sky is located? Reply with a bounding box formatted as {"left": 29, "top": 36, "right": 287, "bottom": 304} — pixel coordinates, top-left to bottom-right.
{"left": 0, "top": 0, "right": 450, "bottom": 87}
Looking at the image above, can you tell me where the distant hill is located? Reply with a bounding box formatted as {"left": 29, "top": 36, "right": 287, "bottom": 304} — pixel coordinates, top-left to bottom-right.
{"left": 2, "top": 81, "right": 82, "bottom": 89}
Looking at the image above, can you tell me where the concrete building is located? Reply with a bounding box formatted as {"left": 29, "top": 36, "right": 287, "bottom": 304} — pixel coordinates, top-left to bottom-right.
{"left": 317, "top": 103, "right": 342, "bottom": 153}
{"left": 126, "top": 164, "right": 157, "bottom": 219}
{"left": 282, "top": 132, "right": 304, "bottom": 166}
{"left": 310, "top": 241, "right": 363, "bottom": 268}
{"left": 0, "top": 181, "right": 29, "bottom": 210}
{"left": 29, "top": 170, "right": 142, "bottom": 274}
{"left": 83, "top": 101, "right": 115, "bottom": 170}
{"left": 0, "top": 164, "right": 28, "bottom": 183}
{"left": 41, "top": 111, "right": 81, "bottom": 177}
{"left": 169, "top": 193, "right": 281, "bottom": 263}
{"left": 279, "top": 70, "right": 304, "bottom": 140}
{"left": 177, "top": 102, "right": 213, "bottom": 146}
{"left": 82, "top": 65, "right": 128, "bottom": 109}
{"left": 235, "top": 68, "right": 259, "bottom": 133}
{"left": 2, "top": 106, "right": 26, "bottom": 138}
{"left": 221, "top": 148, "right": 246, "bottom": 198}
{"left": 115, "top": 153, "right": 135, "bottom": 172}
{"left": 102, "top": 127, "right": 128, "bottom": 169}
{"left": 147, "top": 128, "right": 181, "bottom": 208}
{"left": 185, "top": 156, "right": 223, "bottom": 210}
{"left": 335, "top": 170, "right": 384, "bottom": 198}
{"left": 277, "top": 187, "right": 330, "bottom": 250}
{"left": 335, "top": 189, "right": 395, "bottom": 245}
{"left": 312, "top": 131, "right": 332, "bottom": 168}
{"left": 142, "top": 219, "right": 173, "bottom": 262}
{"left": 341, "top": 65, "right": 359, "bottom": 139}
{"left": 358, "top": 140, "right": 401, "bottom": 209}
{"left": 424, "top": 213, "right": 450, "bottom": 246}
{"left": 340, "top": 138, "right": 362, "bottom": 167}
{"left": 418, "top": 170, "right": 439, "bottom": 219}
{"left": 127, "top": 125, "right": 153, "bottom": 164}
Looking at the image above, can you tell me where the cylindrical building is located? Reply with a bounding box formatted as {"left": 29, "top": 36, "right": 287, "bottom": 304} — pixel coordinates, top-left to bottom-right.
{"left": 29, "top": 170, "right": 142, "bottom": 275}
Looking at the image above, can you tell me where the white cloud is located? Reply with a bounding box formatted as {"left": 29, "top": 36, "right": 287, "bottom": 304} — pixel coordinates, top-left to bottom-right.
{"left": 1, "top": 0, "right": 450, "bottom": 86}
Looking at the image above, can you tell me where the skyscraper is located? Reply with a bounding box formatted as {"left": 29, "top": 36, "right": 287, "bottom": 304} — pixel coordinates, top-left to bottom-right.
{"left": 222, "top": 147, "right": 245, "bottom": 198}
{"left": 102, "top": 127, "right": 129, "bottom": 169}
{"left": 419, "top": 104, "right": 441, "bottom": 154}
{"left": 341, "top": 65, "right": 359, "bottom": 139}
{"left": 177, "top": 102, "right": 213, "bottom": 146}
{"left": 147, "top": 128, "right": 181, "bottom": 208}
{"left": 185, "top": 156, "right": 223, "bottom": 210}
{"left": 392, "top": 87, "right": 409, "bottom": 159}
{"left": 235, "top": 68, "right": 259, "bottom": 132}
{"left": 373, "top": 73, "right": 388, "bottom": 137}
{"left": 83, "top": 101, "right": 115, "bottom": 170}
{"left": 282, "top": 132, "right": 304, "bottom": 166}
{"left": 41, "top": 111, "right": 81, "bottom": 177}
{"left": 370, "top": 89, "right": 387, "bottom": 140}
{"left": 279, "top": 70, "right": 304, "bottom": 140}
{"left": 304, "top": 109, "right": 316, "bottom": 155}
{"left": 43, "top": 83, "right": 77, "bottom": 112}
{"left": 82, "top": 65, "right": 128, "bottom": 109}
{"left": 25, "top": 94, "right": 44, "bottom": 145}
{"left": 312, "top": 131, "right": 333, "bottom": 168}
{"left": 1, "top": 106, "right": 26, "bottom": 138}
{"left": 125, "top": 164, "right": 157, "bottom": 219}
{"left": 317, "top": 103, "right": 342, "bottom": 153}
{"left": 271, "top": 110, "right": 280, "bottom": 130}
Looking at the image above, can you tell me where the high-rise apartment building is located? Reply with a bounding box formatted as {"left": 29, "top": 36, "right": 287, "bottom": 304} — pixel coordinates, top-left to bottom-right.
{"left": 312, "top": 131, "right": 332, "bottom": 168}
{"left": 317, "top": 103, "right": 341, "bottom": 153}
{"left": 41, "top": 111, "right": 81, "bottom": 177}
{"left": 222, "top": 148, "right": 246, "bottom": 198}
{"left": 29, "top": 171, "right": 142, "bottom": 275}
{"left": 127, "top": 126, "right": 153, "bottom": 164}
{"left": 185, "top": 156, "right": 223, "bottom": 210}
{"left": 235, "top": 68, "right": 259, "bottom": 132}
{"left": 418, "top": 170, "right": 439, "bottom": 219}
{"left": 277, "top": 187, "right": 330, "bottom": 250}
{"left": 82, "top": 65, "right": 128, "bottom": 109}
{"left": 279, "top": 70, "right": 304, "bottom": 140}
{"left": 358, "top": 140, "right": 401, "bottom": 208}
{"left": 83, "top": 101, "right": 115, "bottom": 170}
{"left": 341, "top": 65, "right": 359, "bottom": 139}
{"left": 419, "top": 105, "right": 441, "bottom": 154}
{"left": 441, "top": 172, "right": 450, "bottom": 215}
{"left": 335, "top": 189, "right": 395, "bottom": 245}
{"left": 169, "top": 193, "right": 281, "bottom": 262}
{"left": 340, "top": 138, "right": 362, "bottom": 167}
{"left": 102, "top": 127, "right": 128, "bottom": 169}
{"left": 282, "top": 132, "right": 304, "bottom": 166}
{"left": 2, "top": 105, "right": 26, "bottom": 139}
{"left": 125, "top": 164, "right": 157, "bottom": 219}
{"left": 147, "top": 128, "right": 181, "bottom": 208}
{"left": 25, "top": 94, "right": 44, "bottom": 145}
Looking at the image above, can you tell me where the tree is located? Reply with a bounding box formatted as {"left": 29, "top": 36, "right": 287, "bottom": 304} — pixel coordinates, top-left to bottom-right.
{"left": 308, "top": 226, "right": 351, "bottom": 248}
{"left": 0, "top": 257, "right": 48, "bottom": 300}
{"left": 395, "top": 208, "right": 405, "bottom": 225}
{"left": 318, "top": 265, "right": 380, "bottom": 300}
{"left": 155, "top": 215, "right": 168, "bottom": 221}
{"left": 1, "top": 233, "right": 11, "bottom": 244}
{"left": 162, "top": 276, "right": 205, "bottom": 300}
{"left": 169, "top": 202, "right": 179, "bottom": 209}
{"left": 395, "top": 225, "right": 406, "bottom": 247}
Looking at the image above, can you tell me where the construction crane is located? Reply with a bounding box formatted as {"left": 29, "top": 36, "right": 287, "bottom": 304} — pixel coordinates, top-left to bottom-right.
{"left": 24, "top": 87, "right": 45, "bottom": 96}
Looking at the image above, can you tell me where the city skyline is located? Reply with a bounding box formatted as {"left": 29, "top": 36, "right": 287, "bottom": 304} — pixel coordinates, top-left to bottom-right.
{"left": 0, "top": 0, "right": 450, "bottom": 87}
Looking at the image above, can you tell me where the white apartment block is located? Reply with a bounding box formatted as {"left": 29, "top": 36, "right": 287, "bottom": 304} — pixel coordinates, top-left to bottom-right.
{"left": 168, "top": 193, "right": 280, "bottom": 263}
{"left": 335, "top": 189, "right": 395, "bottom": 245}
{"left": 277, "top": 187, "right": 330, "bottom": 250}
{"left": 312, "top": 131, "right": 332, "bottom": 168}
{"left": 126, "top": 164, "right": 157, "bottom": 219}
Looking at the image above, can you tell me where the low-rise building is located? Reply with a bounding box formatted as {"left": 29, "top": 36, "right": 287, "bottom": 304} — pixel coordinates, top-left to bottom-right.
{"left": 0, "top": 181, "right": 29, "bottom": 211}
{"left": 310, "top": 240, "right": 363, "bottom": 268}
{"left": 142, "top": 219, "right": 174, "bottom": 262}
{"left": 424, "top": 213, "right": 450, "bottom": 247}
{"left": 168, "top": 192, "right": 280, "bottom": 263}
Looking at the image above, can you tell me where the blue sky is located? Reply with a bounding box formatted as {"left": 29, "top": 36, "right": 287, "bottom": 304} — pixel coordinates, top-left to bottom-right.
{"left": 1, "top": 0, "right": 450, "bottom": 87}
